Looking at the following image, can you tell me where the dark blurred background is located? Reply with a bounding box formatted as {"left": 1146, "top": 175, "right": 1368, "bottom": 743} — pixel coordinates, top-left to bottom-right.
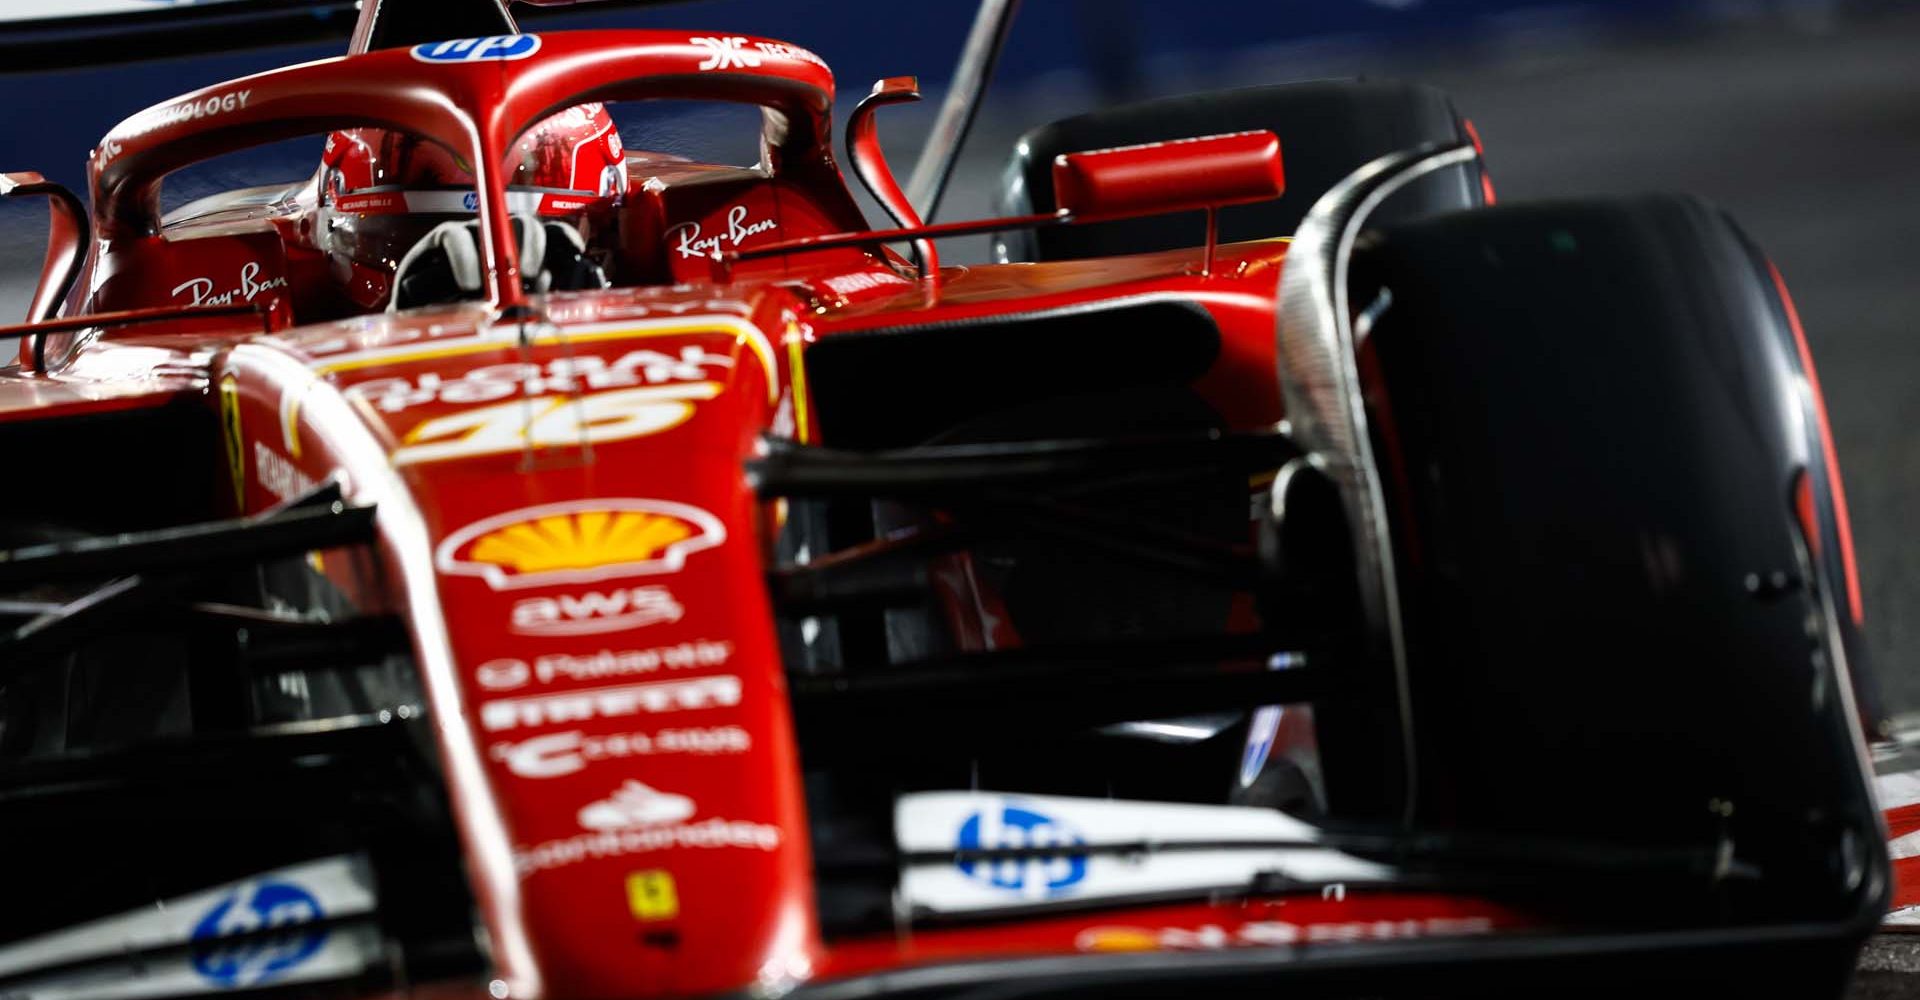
{"left": 0, "top": 0, "right": 1914, "bottom": 728}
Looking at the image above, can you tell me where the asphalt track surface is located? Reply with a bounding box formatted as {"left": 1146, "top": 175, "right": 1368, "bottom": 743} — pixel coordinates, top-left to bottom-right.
{"left": 1857, "top": 934, "right": 1920, "bottom": 998}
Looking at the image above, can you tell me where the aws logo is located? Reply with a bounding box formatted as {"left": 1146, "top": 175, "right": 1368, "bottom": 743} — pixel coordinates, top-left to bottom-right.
{"left": 411, "top": 35, "right": 541, "bottom": 64}
{"left": 436, "top": 499, "right": 726, "bottom": 591}
{"left": 512, "top": 584, "right": 684, "bottom": 636}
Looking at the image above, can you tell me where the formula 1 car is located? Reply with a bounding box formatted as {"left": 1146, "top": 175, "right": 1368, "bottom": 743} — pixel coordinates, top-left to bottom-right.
{"left": 0, "top": 0, "right": 1891, "bottom": 997}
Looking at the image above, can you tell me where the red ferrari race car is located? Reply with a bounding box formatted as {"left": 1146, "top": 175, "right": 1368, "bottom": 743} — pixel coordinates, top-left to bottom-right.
{"left": 0, "top": 0, "right": 1896, "bottom": 997}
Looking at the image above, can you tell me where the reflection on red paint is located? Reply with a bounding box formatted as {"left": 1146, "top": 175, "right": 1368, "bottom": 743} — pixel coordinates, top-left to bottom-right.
{"left": 1769, "top": 261, "right": 1863, "bottom": 626}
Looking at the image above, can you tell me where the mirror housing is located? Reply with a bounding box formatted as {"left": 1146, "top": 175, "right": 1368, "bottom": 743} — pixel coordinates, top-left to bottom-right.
{"left": 1052, "top": 130, "right": 1284, "bottom": 221}
{"left": 730, "top": 131, "right": 1286, "bottom": 284}
{"left": 0, "top": 172, "right": 87, "bottom": 326}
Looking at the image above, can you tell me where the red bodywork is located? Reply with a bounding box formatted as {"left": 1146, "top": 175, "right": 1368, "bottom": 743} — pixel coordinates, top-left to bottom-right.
{"left": 9, "top": 19, "right": 1888, "bottom": 1000}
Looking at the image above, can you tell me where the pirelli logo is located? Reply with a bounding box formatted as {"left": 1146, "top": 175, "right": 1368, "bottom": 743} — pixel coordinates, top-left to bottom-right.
{"left": 480, "top": 675, "right": 742, "bottom": 733}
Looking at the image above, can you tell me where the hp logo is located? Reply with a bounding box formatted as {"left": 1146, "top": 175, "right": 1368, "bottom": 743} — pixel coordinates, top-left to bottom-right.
{"left": 411, "top": 35, "right": 542, "bottom": 64}
{"left": 189, "top": 880, "right": 327, "bottom": 988}
{"left": 955, "top": 802, "right": 1088, "bottom": 898}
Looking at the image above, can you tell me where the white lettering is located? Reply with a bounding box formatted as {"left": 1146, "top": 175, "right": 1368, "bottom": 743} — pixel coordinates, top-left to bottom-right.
{"left": 117, "top": 89, "right": 253, "bottom": 143}
{"left": 474, "top": 640, "right": 730, "bottom": 690}
{"left": 476, "top": 658, "right": 533, "bottom": 690}
{"left": 490, "top": 725, "right": 751, "bottom": 778}
{"left": 172, "top": 261, "right": 289, "bottom": 308}
{"left": 511, "top": 586, "right": 685, "bottom": 637}
{"left": 479, "top": 674, "right": 742, "bottom": 732}
{"left": 669, "top": 205, "right": 779, "bottom": 261}
{"left": 751, "top": 41, "right": 827, "bottom": 68}
{"left": 691, "top": 36, "right": 761, "bottom": 71}
{"left": 587, "top": 299, "right": 752, "bottom": 322}
{"left": 172, "top": 277, "right": 215, "bottom": 305}
{"left": 821, "top": 271, "right": 913, "bottom": 297}
{"left": 348, "top": 346, "right": 731, "bottom": 414}
{"left": 253, "top": 442, "right": 315, "bottom": 502}
{"left": 392, "top": 382, "right": 720, "bottom": 466}
{"left": 537, "top": 640, "right": 731, "bottom": 685}
{"left": 514, "top": 817, "right": 781, "bottom": 875}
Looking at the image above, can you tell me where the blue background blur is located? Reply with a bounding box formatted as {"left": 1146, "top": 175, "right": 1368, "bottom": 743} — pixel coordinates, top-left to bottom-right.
{"left": 0, "top": 0, "right": 1859, "bottom": 197}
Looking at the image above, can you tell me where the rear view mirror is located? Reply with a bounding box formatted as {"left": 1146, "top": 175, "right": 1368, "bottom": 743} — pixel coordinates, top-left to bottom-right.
{"left": 729, "top": 130, "right": 1287, "bottom": 283}
{"left": 1052, "top": 130, "right": 1284, "bottom": 222}
{"left": 0, "top": 172, "right": 87, "bottom": 325}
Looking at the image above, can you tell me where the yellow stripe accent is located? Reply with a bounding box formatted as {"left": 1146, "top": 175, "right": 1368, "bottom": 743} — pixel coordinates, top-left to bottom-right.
{"left": 282, "top": 389, "right": 304, "bottom": 460}
{"left": 785, "top": 322, "right": 811, "bottom": 445}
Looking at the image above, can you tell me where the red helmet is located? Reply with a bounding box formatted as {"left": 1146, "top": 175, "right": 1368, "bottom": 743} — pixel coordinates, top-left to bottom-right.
{"left": 318, "top": 102, "right": 625, "bottom": 308}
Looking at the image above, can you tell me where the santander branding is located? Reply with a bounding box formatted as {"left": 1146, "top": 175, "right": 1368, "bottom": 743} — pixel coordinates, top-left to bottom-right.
{"left": 511, "top": 585, "right": 684, "bottom": 636}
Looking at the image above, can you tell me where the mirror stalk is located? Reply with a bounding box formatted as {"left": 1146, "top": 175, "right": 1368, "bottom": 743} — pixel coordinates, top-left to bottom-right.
{"left": 739, "top": 130, "right": 1285, "bottom": 281}
{"left": 0, "top": 172, "right": 87, "bottom": 331}
{"left": 846, "top": 77, "right": 939, "bottom": 282}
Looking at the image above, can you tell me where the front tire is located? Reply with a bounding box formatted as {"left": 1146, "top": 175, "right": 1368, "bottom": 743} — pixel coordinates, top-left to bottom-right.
{"left": 1351, "top": 194, "right": 1882, "bottom": 927}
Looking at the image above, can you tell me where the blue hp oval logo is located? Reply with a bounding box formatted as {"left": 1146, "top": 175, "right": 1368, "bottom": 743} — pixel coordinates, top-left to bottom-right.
{"left": 411, "top": 35, "right": 542, "bottom": 64}
{"left": 189, "top": 880, "right": 328, "bottom": 987}
{"left": 956, "top": 803, "right": 1088, "bottom": 896}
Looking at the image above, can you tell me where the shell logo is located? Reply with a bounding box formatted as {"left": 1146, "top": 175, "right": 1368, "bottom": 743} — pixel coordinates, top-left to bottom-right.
{"left": 472, "top": 510, "right": 691, "bottom": 574}
{"left": 436, "top": 499, "right": 727, "bottom": 590}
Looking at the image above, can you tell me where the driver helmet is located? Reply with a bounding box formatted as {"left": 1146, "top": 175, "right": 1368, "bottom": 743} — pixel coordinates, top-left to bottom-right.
{"left": 318, "top": 102, "right": 626, "bottom": 309}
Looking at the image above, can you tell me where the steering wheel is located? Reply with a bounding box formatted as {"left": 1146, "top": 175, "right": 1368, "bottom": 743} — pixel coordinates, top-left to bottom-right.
{"left": 390, "top": 214, "right": 607, "bottom": 312}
